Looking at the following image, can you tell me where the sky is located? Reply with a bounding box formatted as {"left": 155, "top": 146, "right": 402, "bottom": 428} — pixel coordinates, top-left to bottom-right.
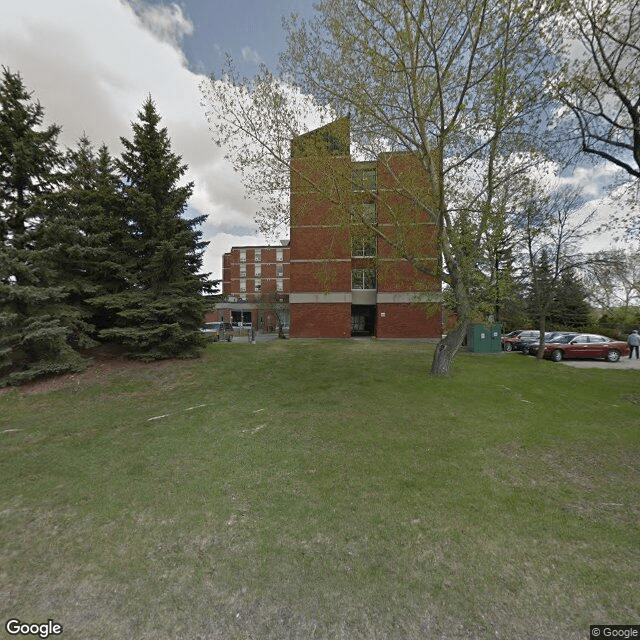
{"left": 0, "top": 0, "right": 633, "bottom": 282}
{"left": 0, "top": 0, "right": 316, "bottom": 280}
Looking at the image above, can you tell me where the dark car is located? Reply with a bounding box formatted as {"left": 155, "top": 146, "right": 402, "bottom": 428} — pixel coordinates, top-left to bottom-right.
{"left": 521, "top": 331, "right": 571, "bottom": 355}
{"left": 502, "top": 330, "right": 539, "bottom": 352}
{"left": 543, "top": 333, "right": 629, "bottom": 362}
{"left": 201, "top": 322, "right": 234, "bottom": 342}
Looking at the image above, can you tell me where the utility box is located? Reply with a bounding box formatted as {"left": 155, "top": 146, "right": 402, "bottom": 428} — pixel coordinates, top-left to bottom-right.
{"left": 468, "top": 323, "right": 502, "bottom": 353}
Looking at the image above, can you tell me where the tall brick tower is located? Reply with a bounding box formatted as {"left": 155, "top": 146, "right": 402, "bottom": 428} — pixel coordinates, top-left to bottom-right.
{"left": 289, "top": 117, "right": 442, "bottom": 339}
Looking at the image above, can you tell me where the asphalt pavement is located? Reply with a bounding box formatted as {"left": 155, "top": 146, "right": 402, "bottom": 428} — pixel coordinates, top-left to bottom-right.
{"left": 561, "top": 356, "right": 640, "bottom": 369}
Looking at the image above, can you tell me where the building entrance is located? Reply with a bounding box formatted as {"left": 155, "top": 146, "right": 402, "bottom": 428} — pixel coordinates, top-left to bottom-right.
{"left": 231, "top": 310, "right": 253, "bottom": 327}
{"left": 351, "top": 305, "right": 376, "bottom": 337}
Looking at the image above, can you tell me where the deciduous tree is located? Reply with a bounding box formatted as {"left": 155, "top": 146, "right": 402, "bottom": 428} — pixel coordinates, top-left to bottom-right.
{"left": 554, "top": 0, "right": 640, "bottom": 180}
{"left": 202, "top": 0, "right": 559, "bottom": 375}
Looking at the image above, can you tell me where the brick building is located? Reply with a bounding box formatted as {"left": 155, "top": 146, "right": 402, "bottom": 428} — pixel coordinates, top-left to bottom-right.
{"left": 288, "top": 117, "right": 442, "bottom": 338}
{"left": 205, "top": 244, "right": 290, "bottom": 332}
{"left": 210, "top": 117, "right": 442, "bottom": 338}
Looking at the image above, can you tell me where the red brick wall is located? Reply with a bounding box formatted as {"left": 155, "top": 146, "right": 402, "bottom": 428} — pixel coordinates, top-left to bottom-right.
{"left": 290, "top": 226, "right": 350, "bottom": 262}
{"left": 290, "top": 261, "right": 351, "bottom": 293}
{"left": 290, "top": 303, "right": 351, "bottom": 338}
{"left": 376, "top": 303, "right": 442, "bottom": 338}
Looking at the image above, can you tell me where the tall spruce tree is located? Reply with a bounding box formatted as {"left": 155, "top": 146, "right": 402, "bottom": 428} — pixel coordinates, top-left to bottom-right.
{"left": 100, "top": 97, "right": 209, "bottom": 359}
{"left": 550, "top": 269, "right": 591, "bottom": 329}
{"left": 60, "top": 137, "right": 130, "bottom": 336}
{"left": 0, "top": 68, "right": 86, "bottom": 385}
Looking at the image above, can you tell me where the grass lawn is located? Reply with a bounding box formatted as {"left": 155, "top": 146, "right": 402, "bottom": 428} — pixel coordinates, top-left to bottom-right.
{"left": 0, "top": 340, "right": 638, "bottom": 639}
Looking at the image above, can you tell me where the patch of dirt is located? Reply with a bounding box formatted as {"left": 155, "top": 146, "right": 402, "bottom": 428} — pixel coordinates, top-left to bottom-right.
{"left": 0, "top": 344, "right": 181, "bottom": 396}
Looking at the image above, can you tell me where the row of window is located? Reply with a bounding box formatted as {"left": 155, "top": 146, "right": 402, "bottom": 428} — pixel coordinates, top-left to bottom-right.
{"left": 239, "top": 248, "right": 284, "bottom": 263}
{"left": 240, "top": 264, "right": 285, "bottom": 277}
{"left": 236, "top": 269, "right": 377, "bottom": 292}
{"left": 240, "top": 279, "right": 285, "bottom": 293}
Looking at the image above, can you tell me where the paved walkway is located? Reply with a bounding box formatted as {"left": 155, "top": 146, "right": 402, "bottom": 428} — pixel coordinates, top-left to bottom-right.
{"left": 561, "top": 357, "right": 640, "bottom": 369}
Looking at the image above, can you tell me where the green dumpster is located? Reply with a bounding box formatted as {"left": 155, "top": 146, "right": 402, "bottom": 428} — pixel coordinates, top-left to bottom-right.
{"left": 468, "top": 323, "right": 501, "bottom": 353}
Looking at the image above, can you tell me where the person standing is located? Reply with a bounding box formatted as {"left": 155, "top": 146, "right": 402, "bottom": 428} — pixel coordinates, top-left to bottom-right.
{"left": 627, "top": 329, "right": 640, "bottom": 359}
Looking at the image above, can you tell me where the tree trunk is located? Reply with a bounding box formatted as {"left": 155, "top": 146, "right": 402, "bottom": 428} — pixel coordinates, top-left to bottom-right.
{"left": 430, "top": 319, "right": 469, "bottom": 376}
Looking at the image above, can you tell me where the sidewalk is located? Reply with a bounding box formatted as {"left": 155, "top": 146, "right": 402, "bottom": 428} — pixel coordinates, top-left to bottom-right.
{"left": 562, "top": 357, "right": 640, "bottom": 369}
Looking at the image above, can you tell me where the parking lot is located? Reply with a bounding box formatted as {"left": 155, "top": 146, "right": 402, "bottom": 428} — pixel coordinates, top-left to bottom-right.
{"left": 560, "top": 356, "right": 640, "bottom": 369}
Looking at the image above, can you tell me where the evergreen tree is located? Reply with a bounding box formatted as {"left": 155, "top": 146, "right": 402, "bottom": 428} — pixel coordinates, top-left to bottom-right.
{"left": 525, "top": 249, "right": 555, "bottom": 326}
{"left": 59, "top": 137, "right": 130, "bottom": 336}
{"left": 550, "top": 269, "right": 591, "bottom": 329}
{"left": 0, "top": 68, "right": 86, "bottom": 385}
{"left": 100, "top": 97, "right": 210, "bottom": 359}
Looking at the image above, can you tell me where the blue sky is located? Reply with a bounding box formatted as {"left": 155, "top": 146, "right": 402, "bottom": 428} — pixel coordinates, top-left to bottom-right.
{"left": 128, "top": 0, "right": 316, "bottom": 76}
{"left": 0, "top": 0, "right": 316, "bottom": 279}
{"left": 0, "top": 0, "right": 631, "bottom": 280}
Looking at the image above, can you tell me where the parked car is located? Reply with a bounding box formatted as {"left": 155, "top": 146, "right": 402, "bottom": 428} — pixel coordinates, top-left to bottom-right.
{"left": 521, "top": 331, "right": 571, "bottom": 355}
{"left": 201, "top": 322, "right": 234, "bottom": 342}
{"left": 502, "top": 330, "right": 540, "bottom": 352}
{"left": 543, "top": 333, "right": 629, "bottom": 362}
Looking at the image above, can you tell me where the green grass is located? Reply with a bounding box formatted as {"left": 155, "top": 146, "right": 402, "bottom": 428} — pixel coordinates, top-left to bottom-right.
{"left": 0, "top": 340, "right": 638, "bottom": 639}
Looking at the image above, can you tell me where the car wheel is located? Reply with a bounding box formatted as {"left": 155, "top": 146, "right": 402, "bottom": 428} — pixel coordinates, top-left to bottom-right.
{"left": 503, "top": 343, "right": 513, "bottom": 352}
{"left": 551, "top": 349, "right": 563, "bottom": 362}
{"left": 606, "top": 349, "right": 620, "bottom": 362}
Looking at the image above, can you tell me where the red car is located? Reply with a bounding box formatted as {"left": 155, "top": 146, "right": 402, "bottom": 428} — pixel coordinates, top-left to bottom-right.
{"left": 501, "top": 330, "right": 540, "bottom": 352}
{"left": 543, "top": 333, "right": 630, "bottom": 362}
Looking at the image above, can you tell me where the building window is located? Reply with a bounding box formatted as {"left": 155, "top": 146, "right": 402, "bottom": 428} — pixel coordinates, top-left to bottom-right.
{"left": 276, "top": 278, "right": 283, "bottom": 292}
{"left": 351, "top": 203, "right": 377, "bottom": 257}
{"left": 240, "top": 264, "right": 246, "bottom": 277}
{"left": 352, "top": 268, "right": 376, "bottom": 290}
{"left": 276, "top": 248, "right": 283, "bottom": 262}
{"left": 255, "top": 265, "right": 262, "bottom": 277}
{"left": 255, "top": 249, "right": 261, "bottom": 262}
{"left": 239, "top": 249, "right": 246, "bottom": 263}
{"left": 240, "top": 279, "right": 246, "bottom": 293}
{"left": 276, "top": 264, "right": 284, "bottom": 277}
{"left": 350, "top": 203, "right": 377, "bottom": 224}
{"left": 351, "top": 168, "right": 376, "bottom": 191}
{"left": 351, "top": 234, "right": 377, "bottom": 257}
{"left": 254, "top": 279, "right": 261, "bottom": 292}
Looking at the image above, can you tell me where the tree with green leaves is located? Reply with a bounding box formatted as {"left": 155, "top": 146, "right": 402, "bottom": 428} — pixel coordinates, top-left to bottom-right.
{"left": 202, "top": 0, "right": 559, "bottom": 375}
{"left": 99, "top": 97, "right": 210, "bottom": 360}
{"left": 0, "top": 67, "right": 86, "bottom": 385}
{"left": 518, "top": 176, "right": 595, "bottom": 356}
{"left": 583, "top": 249, "right": 640, "bottom": 310}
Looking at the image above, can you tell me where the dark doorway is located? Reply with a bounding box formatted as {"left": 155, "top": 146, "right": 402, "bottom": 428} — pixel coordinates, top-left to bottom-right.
{"left": 231, "top": 310, "right": 253, "bottom": 327}
{"left": 351, "top": 305, "right": 376, "bottom": 337}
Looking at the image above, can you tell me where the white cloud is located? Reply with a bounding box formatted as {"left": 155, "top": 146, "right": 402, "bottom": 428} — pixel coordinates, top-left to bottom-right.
{"left": 0, "top": 0, "right": 265, "bottom": 279}
{"left": 241, "top": 46, "right": 262, "bottom": 65}
{"left": 127, "top": 0, "right": 194, "bottom": 56}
